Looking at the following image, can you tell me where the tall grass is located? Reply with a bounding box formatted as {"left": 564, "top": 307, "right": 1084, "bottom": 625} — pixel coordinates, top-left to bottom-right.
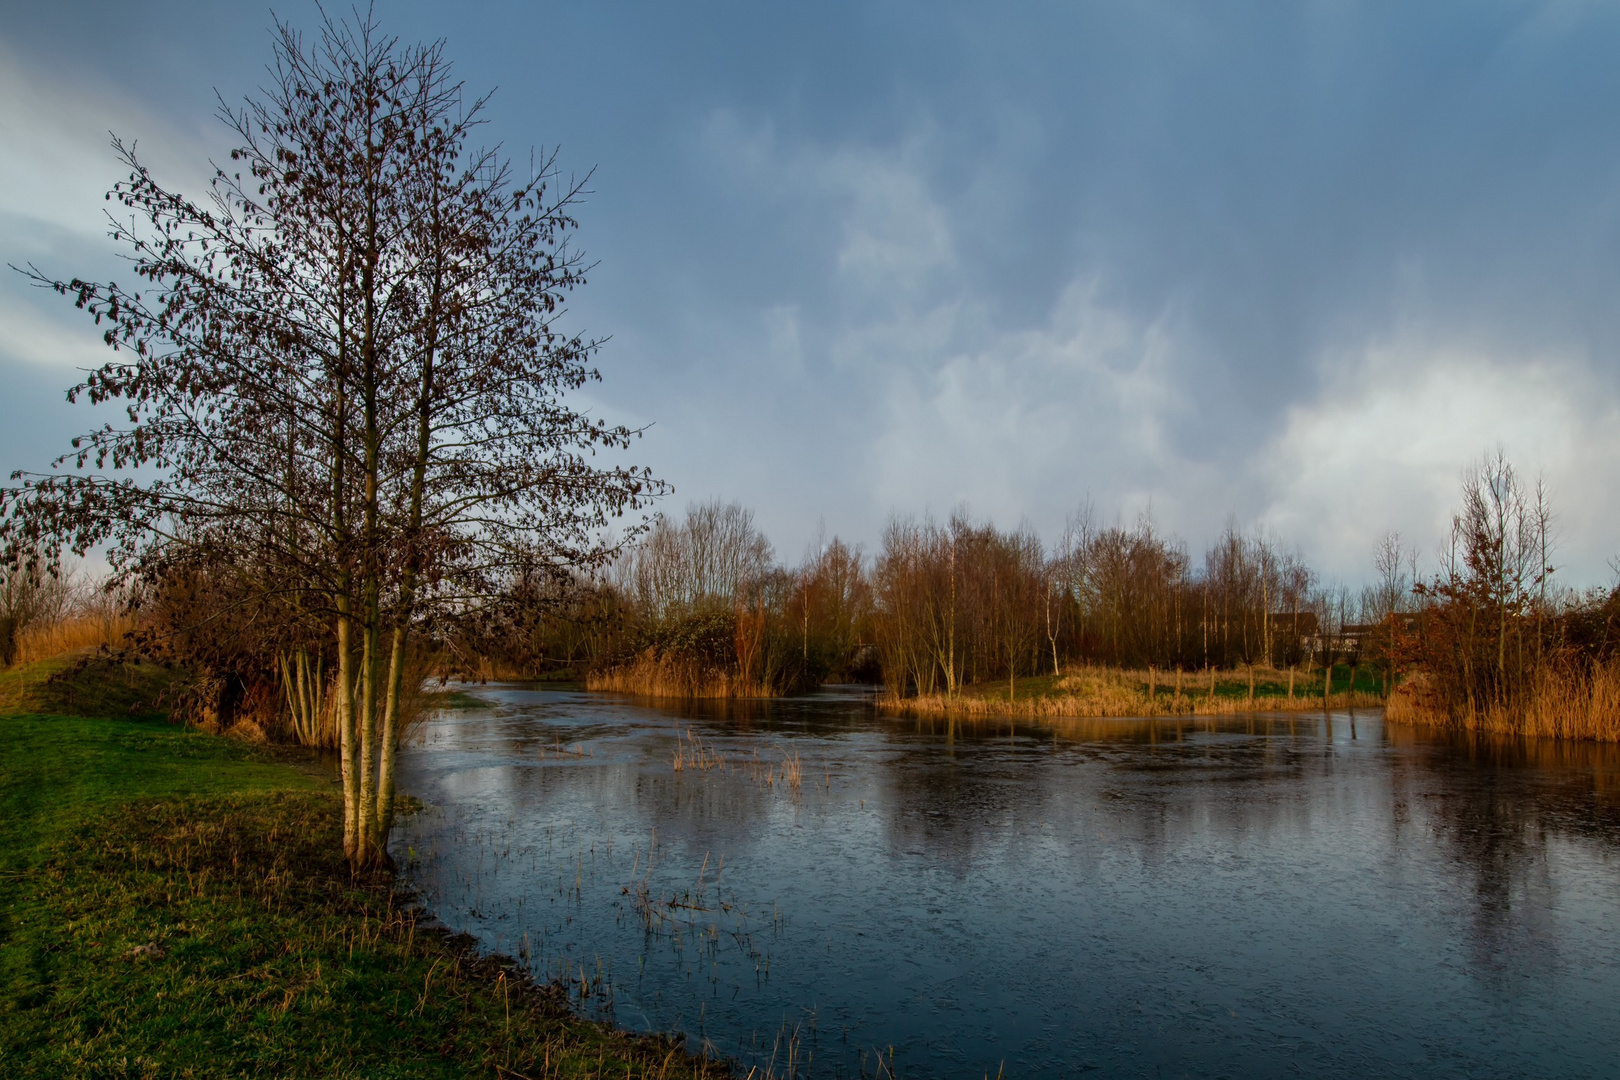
{"left": 12, "top": 611, "right": 138, "bottom": 664}
{"left": 1388, "top": 662, "right": 1620, "bottom": 742}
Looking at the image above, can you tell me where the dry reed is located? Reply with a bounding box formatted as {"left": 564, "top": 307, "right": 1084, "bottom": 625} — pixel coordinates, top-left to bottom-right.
{"left": 1387, "top": 663, "right": 1620, "bottom": 742}
{"left": 13, "top": 612, "right": 138, "bottom": 664}
{"left": 585, "top": 650, "right": 772, "bottom": 700}
{"left": 667, "top": 729, "right": 806, "bottom": 797}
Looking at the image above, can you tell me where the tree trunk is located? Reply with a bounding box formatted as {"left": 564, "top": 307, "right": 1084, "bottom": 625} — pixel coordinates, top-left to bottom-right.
{"left": 336, "top": 603, "right": 359, "bottom": 860}
{"left": 375, "top": 624, "right": 408, "bottom": 862}
{"left": 357, "top": 613, "right": 380, "bottom": 863}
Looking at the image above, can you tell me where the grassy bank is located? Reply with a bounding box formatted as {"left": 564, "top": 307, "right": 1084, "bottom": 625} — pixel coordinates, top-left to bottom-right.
{"left": 885, "top": 663, "right": 1385, "bottom": 721}
{"left": 0, "top": 652, "right": 174, "bottom": 719}
{"left": 0, "top": 659, "right": 725, "bottom": 1079}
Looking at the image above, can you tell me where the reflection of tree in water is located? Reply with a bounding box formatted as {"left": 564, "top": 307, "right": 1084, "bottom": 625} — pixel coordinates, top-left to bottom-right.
{"left": 663, "top": 688, "right": 883, "bottom": 740}
{"left": 875, "top": 713, "right": 1341, "bottom": 874}
{"left": 1392, "top": 727, "right": 1620, "bottom": 977}
{"left": 877, "top": 718, "right": 1057, "bottom": 874}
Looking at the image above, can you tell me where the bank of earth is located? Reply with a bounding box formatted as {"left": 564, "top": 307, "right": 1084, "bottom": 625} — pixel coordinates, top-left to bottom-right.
{"left": 0, "top": 656, "right": 726, "bottom": 1079}
{"left": 884, "top": 662, "right": 1388, "bottom": 720}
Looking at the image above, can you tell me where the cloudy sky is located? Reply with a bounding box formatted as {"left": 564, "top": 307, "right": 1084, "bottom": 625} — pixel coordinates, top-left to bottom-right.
{"left": 4, "top": 1, "right": 1620, "bottom": 582}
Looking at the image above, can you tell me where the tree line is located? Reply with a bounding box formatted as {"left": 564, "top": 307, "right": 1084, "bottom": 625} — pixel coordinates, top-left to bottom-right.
{"left": 474, "top": 499, "right": 1419, "bottom": 699}
{"left": 484, "top": 462, "right": 1618, "bottom": 736}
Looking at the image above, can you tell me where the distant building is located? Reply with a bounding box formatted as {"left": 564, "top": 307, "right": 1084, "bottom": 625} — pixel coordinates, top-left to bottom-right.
{"left": 1301, "top": 612, "right": 1422, "bottom": 661}
{"left": 1269, "top": 611, "right": 1319, "bottom": 657}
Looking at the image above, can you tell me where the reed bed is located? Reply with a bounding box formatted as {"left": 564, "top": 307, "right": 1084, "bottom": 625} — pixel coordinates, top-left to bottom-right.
{"left": 585, "top": 651, "right": 773, "bottom": 700}
{"left": 1387, "top": 663, "right": 1620, "bottom": 742}
{"left": 1194, "top": 689, "right": 1384, "bottom": 715}
{"left": 12, "top": 612, "right": 138, "bottom": 664}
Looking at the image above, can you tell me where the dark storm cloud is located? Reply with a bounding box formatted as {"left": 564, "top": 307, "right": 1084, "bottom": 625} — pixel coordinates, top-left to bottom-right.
{"left": 4, "top": 1, "right": 1619, "bottom": 579}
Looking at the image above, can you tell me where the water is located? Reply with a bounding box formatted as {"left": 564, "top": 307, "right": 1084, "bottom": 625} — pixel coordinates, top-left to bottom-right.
{"left": 394, "top": 685, "right": 1620, "bottom": 1079}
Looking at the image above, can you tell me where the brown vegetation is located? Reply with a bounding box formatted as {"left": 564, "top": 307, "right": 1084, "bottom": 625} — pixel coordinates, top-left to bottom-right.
{"left": 584, "top": 649, "right": 771, "bottom": 699}
{"left": 492, "top": 500, "right": 1414, "bottom": 710}
{"left": 1391, "top": 453, "right": 1620, "bottom": 742}
{"left": 11, "top": 613, "right": 137, "bottom": 665}
{"left": 1389, "top": 663, "right": 1620, "bottom": 741}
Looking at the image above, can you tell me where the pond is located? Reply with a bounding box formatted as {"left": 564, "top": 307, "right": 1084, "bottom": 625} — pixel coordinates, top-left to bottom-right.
{"left": 394, "top": 685, "right": 1620, "bottom": 1079}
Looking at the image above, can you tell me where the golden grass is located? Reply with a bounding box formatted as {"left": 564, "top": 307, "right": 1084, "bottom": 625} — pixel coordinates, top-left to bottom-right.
{"left": 12, "top": 613, "right": 138, "bottom": 665}
{"left": 1387, "top": 663, "right": 1620, "bottom": 742}
{"left": 1193, "top": 689, "right": 1384, "bottom": 715}
{"left": 585, "top": 650, "right": 773, "bottom": 700}
{"left": 887, "top": 663, "right": 1381, "bottom": 721}
{"left": 905, "top": 712, "right": 1348, "bottom": 747}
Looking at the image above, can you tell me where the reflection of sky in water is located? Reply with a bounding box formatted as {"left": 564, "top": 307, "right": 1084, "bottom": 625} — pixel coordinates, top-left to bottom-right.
{"left": 395, "top": 687, "right": 1620, "bottom": 1079}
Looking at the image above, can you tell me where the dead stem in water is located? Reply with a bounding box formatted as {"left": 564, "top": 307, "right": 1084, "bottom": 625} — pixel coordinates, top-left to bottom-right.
{"left": 668, "top": 729, "right": 807, "bottom": 793}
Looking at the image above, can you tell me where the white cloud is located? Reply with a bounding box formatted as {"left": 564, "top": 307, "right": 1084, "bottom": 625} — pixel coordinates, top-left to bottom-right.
{"left": 1257, "top": 337, "right": 1620, "bottom": 582}
{"left": 864, "top": 279, "right": 1193, "bottom": 525}
{"left": 691, "top": 111, "right": 1219, "bottom": 544}
{"left": 700, "top": 109, "right": 956, "bottom": 306}
{"left": 761, "top": 304, "right": 804, "bottom": 377}
{"left": 822, "top": 148, "right": 955, "bottom": 299}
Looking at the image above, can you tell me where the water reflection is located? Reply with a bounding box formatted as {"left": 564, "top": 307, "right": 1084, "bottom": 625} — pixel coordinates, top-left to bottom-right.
{"left": 395, "top": 686, "right": 1620, "bottom": 1079}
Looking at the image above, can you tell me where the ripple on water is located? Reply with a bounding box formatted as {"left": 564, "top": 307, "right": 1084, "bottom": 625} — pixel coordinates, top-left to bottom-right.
{"left": 395, "top": 686, "right": 1620, "bottom": 1080}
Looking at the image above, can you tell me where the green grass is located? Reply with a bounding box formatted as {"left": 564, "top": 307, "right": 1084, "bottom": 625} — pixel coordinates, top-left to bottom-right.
{"left": 0, "top": 653, "right": 176, "bottom": 719}
{"left": 424, "top": 688, "right": 493, "bottom": 710}
{"left": 0, "top": 660, "right": 725, "bottom": 1079}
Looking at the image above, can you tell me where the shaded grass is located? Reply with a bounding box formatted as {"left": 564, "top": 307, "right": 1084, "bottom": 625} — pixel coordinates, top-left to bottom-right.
{"left": 424, "top": 688, "right": 493, "bottom": 711}
{"left": 0, "top": 698, "right": 726, "bottom": 1076}
{"left": 0, "top": 654, "right": 176, "bottom": 720}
